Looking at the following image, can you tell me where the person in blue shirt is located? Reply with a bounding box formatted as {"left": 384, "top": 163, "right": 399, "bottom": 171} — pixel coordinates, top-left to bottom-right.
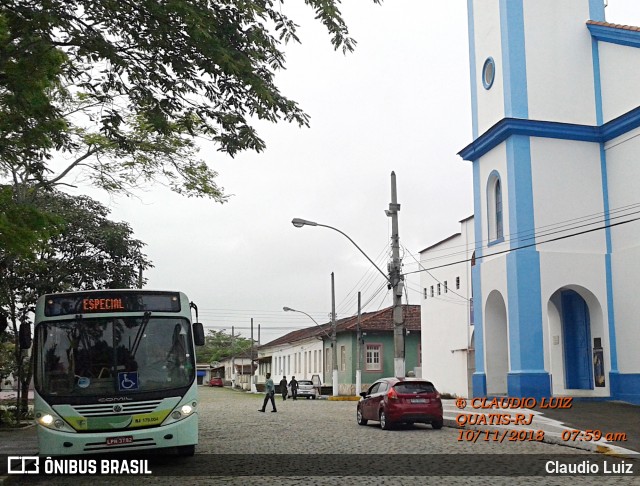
{"left": 259, "top": 372, "right": 277, "bottom": 412}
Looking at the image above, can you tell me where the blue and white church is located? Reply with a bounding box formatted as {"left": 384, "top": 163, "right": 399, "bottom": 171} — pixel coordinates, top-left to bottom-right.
{"left": 459, "top": 0, "right": 640, "bottom": 404}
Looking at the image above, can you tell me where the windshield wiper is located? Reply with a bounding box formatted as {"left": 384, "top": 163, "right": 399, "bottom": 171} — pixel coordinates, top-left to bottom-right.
{"left": 130, "top": 311, "right": 152, "bottom": 357}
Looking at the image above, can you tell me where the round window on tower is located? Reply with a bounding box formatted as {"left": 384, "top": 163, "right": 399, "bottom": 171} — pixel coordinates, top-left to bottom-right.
{"left": 482, "top": 57, "right": 495, "bottom": 90}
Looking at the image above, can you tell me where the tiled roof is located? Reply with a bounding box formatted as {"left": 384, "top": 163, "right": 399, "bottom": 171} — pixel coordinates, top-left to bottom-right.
{"left": 259, "top": 304, "right": 420, "bottom": 348}
{"left": 587, "top": 20, "right": 640, "bottom": 32}
{"left": 336, "top": 305, "right": 421, "bottom": 333}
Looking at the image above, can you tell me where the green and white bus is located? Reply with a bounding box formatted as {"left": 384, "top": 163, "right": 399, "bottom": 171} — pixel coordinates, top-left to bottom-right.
{"left": 29, "top": 289, "right": 205, "bottom": 456}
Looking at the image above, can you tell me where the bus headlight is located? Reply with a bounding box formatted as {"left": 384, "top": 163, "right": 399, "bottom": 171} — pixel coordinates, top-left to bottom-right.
{"left": 54, "top": 419, "right": 65, "bottom": 429}
{"left": 39, "top": 414, "right": 54, "bottom": 426}
{"left": 164, "top": 401, "right": 197, "bottom": 425}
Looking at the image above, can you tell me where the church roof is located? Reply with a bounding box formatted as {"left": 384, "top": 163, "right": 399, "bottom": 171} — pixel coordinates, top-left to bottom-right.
{"left": 587, "top": 20, "right": 640, "bottom": 32}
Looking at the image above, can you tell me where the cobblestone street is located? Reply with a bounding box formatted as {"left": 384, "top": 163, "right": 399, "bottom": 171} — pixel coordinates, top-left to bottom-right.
{"left": 4, "top": 387, "right": 639, "bottom": 485}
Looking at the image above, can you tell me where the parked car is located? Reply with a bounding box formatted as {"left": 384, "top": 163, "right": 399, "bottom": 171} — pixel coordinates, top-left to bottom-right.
{"left": 209, "top": 377, "right": 224, "bottom": 387}
{"left": 296, "top": 379, "right": 319, "bottom": 399}
{"left": 356, "top": 377, "right": 443, "bottom": 430}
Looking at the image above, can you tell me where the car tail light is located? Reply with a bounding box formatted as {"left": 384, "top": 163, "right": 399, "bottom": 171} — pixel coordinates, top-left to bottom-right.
{"left": 387, "top": 387, "right": 398, "bottom": 400}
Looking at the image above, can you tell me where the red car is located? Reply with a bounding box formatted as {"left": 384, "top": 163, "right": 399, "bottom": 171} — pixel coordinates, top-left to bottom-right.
{"left": 209, "top": 377, "right": 224, "bottom": 387}
{"left": 356, "top": 377, "right": 443, "bottom": 430}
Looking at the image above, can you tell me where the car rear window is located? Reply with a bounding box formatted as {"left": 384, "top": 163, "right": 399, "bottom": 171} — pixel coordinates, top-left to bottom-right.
{"left": 298, "top": 380, "right": 313, "bottom": 385}
{"left": 394, "top": 382, "right": 436, "bottom": 394}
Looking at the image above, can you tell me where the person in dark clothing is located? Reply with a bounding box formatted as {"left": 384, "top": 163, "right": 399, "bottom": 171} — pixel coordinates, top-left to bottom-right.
{"left": 259, "top": 372, "right": 277, "bottom": 412}
{"left": 279, "top": 376, "right": 288, "bottom": 401}
{"left": 289, "top": 376, "right": 298, "bottom": 400}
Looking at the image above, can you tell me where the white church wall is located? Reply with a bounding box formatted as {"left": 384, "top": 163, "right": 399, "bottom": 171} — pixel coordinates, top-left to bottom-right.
{"left": 599, "top": 44, "right": 640, "bottom": 123}
{"left": 530, "top": 138, "right": 607, "bottom": 254}
{"left": 470, "top": 0, "right": 505, "bottom": 135}
{"left": 605, "top": 127, "right": 640, "bottom": 252}
{"left": 524, "top": 0, "right": 597, "bottom": 125}
{"left": 610, "top": 246, "right": 640, "bottom": 373}
{"left": 605, "top": 129, "right": 640, "bottom": 374}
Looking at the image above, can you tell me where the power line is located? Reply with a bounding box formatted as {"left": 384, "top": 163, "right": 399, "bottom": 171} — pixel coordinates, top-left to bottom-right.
{"left": 403, "top": 215, "right": 640, "bottom": 277}
{"left": 402, "top": 243, "right": 470, "bottom": 302}
{"left": 335, "top": 242, "right": 389, "bottom": 316}
{"left": 402, "top": 201, "right": 640, "bottom": 268}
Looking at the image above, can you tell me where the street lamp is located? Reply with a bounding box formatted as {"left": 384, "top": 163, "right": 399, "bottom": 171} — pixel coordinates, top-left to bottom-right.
{"left": 282, "top": 306, "right": 332, "bottom": 339}
{"left": 283, "top": 306, "right": 332, "bottom": 396}
{"left": 292, "top": 191, "right": 406, "bottom": 382}
{"left": 292, "top": 220, "right": 392, "bottom": 397}
{"left": 291, "top": 219, "right": 391, "bottom": 285}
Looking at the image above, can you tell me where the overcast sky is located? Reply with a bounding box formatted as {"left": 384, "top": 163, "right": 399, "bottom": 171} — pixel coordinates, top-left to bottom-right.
{"left": 63, "top": 0, "right": 640, "bottom": 345}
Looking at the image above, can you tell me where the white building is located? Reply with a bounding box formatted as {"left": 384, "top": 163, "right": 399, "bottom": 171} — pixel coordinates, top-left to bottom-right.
{"left": 420, "top": 216, "right": 475, "bottom": 398}
{"left": 257, "top": 328, "right": 326, "bottom": 385}
{"left": 459, "top": 0, "right": 640, "bottom": 403}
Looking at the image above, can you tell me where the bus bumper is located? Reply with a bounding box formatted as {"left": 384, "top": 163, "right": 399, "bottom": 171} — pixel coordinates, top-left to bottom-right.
{"left": 37, "top": 412, "right": 198, "bottom": 456}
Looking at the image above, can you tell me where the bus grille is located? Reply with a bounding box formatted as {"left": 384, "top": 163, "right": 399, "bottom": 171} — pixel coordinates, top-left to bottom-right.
{"left": 72, "top": 400, "right": 164, "bottom": 416}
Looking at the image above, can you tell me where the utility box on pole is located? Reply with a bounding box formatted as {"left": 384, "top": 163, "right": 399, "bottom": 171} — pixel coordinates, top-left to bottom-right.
{"left": 386, "top": 171, "right": 405, "bottom": 378}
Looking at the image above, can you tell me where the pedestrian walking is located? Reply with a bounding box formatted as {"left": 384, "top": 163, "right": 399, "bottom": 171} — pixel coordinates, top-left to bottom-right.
{"left": 289, "top": 376, "right": 298, "bottom": 400}
{"left": 279, "top": 376, "right": 288, "bottom": 401}
{"left": 259, "top": 372, "right": 277, "bottom": 412}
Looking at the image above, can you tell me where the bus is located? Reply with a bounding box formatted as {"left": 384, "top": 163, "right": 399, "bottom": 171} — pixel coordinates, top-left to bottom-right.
{"left": 28, "top": 289, "right": 205, "bottom": 456}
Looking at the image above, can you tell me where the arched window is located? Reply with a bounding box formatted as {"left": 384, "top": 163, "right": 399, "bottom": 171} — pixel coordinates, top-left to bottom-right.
{"left": 487, "top": 171, "right": 504, "bottom": 243}
{"left": 495, "top": 179, "right": 503, "bottom": 240}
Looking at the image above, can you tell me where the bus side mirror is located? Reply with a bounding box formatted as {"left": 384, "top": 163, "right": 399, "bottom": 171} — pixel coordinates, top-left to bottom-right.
{"left": 19, "top": 322, "right": 31, "bottom": 349}
{"left": 192, "top": 322, "right": 205, "bottom": 346}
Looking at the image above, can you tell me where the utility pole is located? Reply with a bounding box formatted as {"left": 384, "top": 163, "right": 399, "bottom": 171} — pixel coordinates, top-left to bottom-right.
{"left": 251, "top": 318, "right": 257, "bottom": 392}
{"left": 231, "top": 325, "right": 235, "bottom": 389}
{"left": 331, "top": 272, "right": 338, "bottom": 396}
{"left": 355, "top": 291, "right": 362, "bottom": 396}
{"left": 385, "top": 171, "right": 405, "bottom": 377}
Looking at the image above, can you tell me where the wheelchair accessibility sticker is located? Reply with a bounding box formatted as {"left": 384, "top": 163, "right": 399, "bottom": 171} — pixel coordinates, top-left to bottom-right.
{"left": 118, "top": 372, "right": 139, "bottom": 391}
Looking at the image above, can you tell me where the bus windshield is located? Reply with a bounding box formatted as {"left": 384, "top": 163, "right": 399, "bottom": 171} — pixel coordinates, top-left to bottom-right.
{"left": 35, "top": 316, "right": 195, "bottom": 397}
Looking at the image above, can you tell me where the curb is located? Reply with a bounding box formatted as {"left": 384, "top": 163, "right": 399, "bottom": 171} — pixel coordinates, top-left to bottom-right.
{"left": 327, "top": 396, "right": 361, "bottom": 401}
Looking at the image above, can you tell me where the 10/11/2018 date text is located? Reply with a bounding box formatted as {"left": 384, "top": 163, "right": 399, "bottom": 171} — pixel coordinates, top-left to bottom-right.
{"left": 457, "top": 429, "right": 545, "bottom": 443}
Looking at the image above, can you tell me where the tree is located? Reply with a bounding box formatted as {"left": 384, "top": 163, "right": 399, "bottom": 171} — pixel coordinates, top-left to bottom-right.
{"left": 197, "top": 329, "right": 253, "bottom": 365}
{"left": 0, "top": 330, "right": 16, "bottom": 390}
{"left": 0, "top": 187, "right": 152, "bottom": 420}
{"left": 1, "top": 0, "right": 381, "bottom": 201}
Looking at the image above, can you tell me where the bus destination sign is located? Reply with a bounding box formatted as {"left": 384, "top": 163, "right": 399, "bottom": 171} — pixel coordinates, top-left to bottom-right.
{"left": 44, "top": 292, "right": 181, "bottom": 317}
{"left": 83, "top": 298, "right": 125, "bottom": 312}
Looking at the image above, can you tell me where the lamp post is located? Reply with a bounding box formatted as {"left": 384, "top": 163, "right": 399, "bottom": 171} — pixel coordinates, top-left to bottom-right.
{"left": 291, "top": 214, "right": 404, "bottom": 392}
{"left": 292, "top": 173, "right": 406, "bottom": 378}
{"left": 291, "top": 218, "right": 390, "bottom": 283}
{"left": 283, "top": 305, "right": 333, "bottom": 396}
{"left": 282, "top": 306, "right": 331, "bottom": 338}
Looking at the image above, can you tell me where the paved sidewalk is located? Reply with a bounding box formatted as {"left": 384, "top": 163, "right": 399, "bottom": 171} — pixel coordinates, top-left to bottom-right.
{"left": 443, "top": 398, "right": 640, "bottom": 456}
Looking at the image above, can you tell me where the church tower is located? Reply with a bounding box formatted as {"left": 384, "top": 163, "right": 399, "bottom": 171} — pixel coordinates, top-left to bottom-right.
{"left": 458, "top": 0, "right": 640, "bottom": 401}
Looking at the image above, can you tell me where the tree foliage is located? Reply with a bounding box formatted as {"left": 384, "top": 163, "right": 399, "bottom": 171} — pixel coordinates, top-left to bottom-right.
{"left": 0, "top": 187, "right": 152, "bottom": 420}
{"left": 0, "top": 330, "right": 16, "bottom": 389}
{"left": 0, "top": 0, "right": 380, "bottom": 201}
{"left": 196, "top": 329, "right": 253, "bottom": 364}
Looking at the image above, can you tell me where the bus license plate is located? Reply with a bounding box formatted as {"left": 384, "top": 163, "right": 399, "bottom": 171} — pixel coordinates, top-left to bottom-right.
{"left": 106, "top": 436, "right": 133, "bottom": 446}
{"left": 411, "top": 398, "right": 427, "bottom": 404}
